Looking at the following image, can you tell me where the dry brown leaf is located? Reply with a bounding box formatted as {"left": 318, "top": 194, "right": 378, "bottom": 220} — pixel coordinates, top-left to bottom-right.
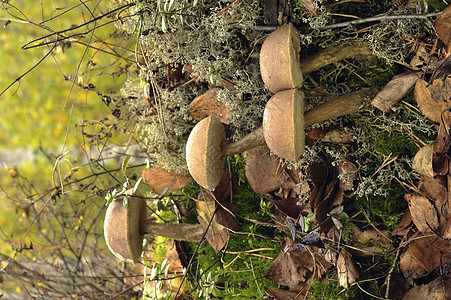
{"left": 405, "top": 194, "right": 439, "bottom": 232}
{"left": 337, "top": 250, "right": 359, "bottom": 289}
{"left": 371, "top": 71, "right": 419, "bottom": 112}
{"left": 264, "top": 286, "right": 300, "bottom": 300}
{"left": 434, "top": 4, "right": 451, "bottom": 47}
{"left": 188, "top": 88, "right": 231, "bottom": 124}
{"left": 308, "top": 163, "right": 338, "bottom": 234}
{"left": 418, "top": 176, "right": 447, "bottom": 212}
{"left": 274, "top": 197, "right": 307, "bottom": 219}
{"left": 308, "top": 128, "right": 354, "bottom": 143}
{"left": 392, "top": 209, "right": 414, "bottom": 236}
{"left": 441, "top": 216, "right": 451, "bottom": 239}
{"left": 245, "top": 146, "right": 281, "bottom": 194}
{"left": 141, "top": 167, "right": 192, "bottom": 196}
{"left": 196, "top": 195, "right": 229, "bottom": 253}
{"left": 400, "top": 234, "right": 451, "bottom": 279}
{"left": 351, "top": 225, "right": 392, "bottom": 256}
{"left": 264, "top": 238, "right": 314, "bottom": 290}
{"left": 402, "top": 276, "right": 451, "bottom": 300}
{"left": 300, "top": 0, "right": 318, "bottom": 16}
{"left": 413, "top": 143, "right": 435, "bottom": 179}
{"left": 414, "top": 78, "right": 451, "bottom": 124}
{"left": 164, "top": 240, "right": 187, "bottom": 274}
{"left": 336, "top": 159, "right": 357, "bottom": 191}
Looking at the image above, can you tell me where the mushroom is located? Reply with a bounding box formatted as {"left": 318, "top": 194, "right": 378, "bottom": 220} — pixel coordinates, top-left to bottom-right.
{"left": 186, "top": 88, "right": 375, "bottom": 190}
{"left": 185, "top": 114, "right": 226, "bottom": 190}
{"left": 104, "top": 195, "right": 204, "bottom": 263}
{"left": 263, "top": 88, "right": 305, "bottom": 161}
{"left": 260, "top": 23, "right": 304, "bottom": 93}
{"left": 223, "top": 88, "right": 375, "bottom": 158}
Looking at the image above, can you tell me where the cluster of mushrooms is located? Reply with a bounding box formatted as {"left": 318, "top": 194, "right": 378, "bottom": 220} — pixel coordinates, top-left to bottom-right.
{"left": 186, "top": 23, "right": 372, "bottom": 190}
{"left": 103, "top": 23, "right": 375, "bottom": 263}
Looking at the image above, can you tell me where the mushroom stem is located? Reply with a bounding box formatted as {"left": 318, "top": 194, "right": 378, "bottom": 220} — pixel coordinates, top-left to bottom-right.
{"left": 299, "top": 42, "right": 373, "bottom": 74}
{"left": 222, "top": 88, "right": 375, "bottom": 157}
{"left": 143, "top": 222, "right": 203, "bottom": 242}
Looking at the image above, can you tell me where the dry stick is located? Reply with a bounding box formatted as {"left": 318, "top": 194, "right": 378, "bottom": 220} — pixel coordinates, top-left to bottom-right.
{"left": 252, "top": 12, "right": 441, "bottom": 32}
{"left": 223, "top": 88, "right": 376, "bottom": 156}
{"left": 384, "top": 237, "right": 404, "bottom": 299}
{"left": 317, "top": 12, "right": 441, "bottom": 31}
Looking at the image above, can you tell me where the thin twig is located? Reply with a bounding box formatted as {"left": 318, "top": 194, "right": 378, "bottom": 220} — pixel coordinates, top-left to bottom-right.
{"left": 316, "top": 12, "right": 441, "bottom": 31}
{"left": 384, "top": 237, "right": 404, "bottom": 299}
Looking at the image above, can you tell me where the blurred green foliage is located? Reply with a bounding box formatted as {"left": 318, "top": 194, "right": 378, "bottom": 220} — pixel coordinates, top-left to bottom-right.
{"left": 0, "top": 0, "right": 135, "bottom": 255}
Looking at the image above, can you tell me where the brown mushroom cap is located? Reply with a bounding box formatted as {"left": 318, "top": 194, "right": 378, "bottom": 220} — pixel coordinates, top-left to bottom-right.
{"left": 260, "top": 23, "right": 303, "bottom": 93}
{"left": 263, "top": 89, "right": 305, "bottom": 162}
{"left": 104, "top": 195, "right": 147, "bottom": 263}
{"left": 186, "top": 115, "right": 226, "bottom": 190}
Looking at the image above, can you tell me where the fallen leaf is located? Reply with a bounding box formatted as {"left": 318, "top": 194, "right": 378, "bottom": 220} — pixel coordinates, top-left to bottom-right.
{"left": 440, "top": 216, "right": 451, "bottom": 239}
{"left": 400, "top": 234, "right": 451, "bottom": 279}
{"left": 434, "top": 4, "right": 451, "bottom": 47}
{"left": 405, "top": 194, "right": 439, "bottom": 233}
{"left": 337, "top": 249, "right": 359, "bottom": 289}
{"left": 264, "top": 286, "right": 300, "bottom": 300}
{"left": 299, "top": 0, "right": 318, "bottom": 16}
{"left": 188, "top": 88, "right": 231, "bottom": 124}
{"left": 392, "top": 209, "right": 414, "bottom": 236}
{"left": 414, "top": 78, "right": 451, "bottom": 124}
{"left": 197, "top": 192, "right": 230, "bottom": 253}
{"left": 418, "top": 176, "right": 447, "bottom": 214}
{"left": 274, "top": 197, "right": 307, "bottom": 219}
{"left": 336, "top": 159, "right": 357, "bottom": 191}
{"left": 308, "top": 163, "right": 339, "bottom": 234}
{"left": 351, "top": 225, "right": 392, "bottom": 257}
{"left": 245, "top": 146, "right": 281, "bottom": 194}
{"left": 141, "top": 167, "right": 192, "bottom": 196}
{"left": 212, "top": 170, "right": 232, "bottom": 201}
{"left": 164, "top": 240, "right": 188, "bottom": 274}
{"left": 308, "top": 127, "right": 354, "bottom": 143}
{"left": 412, "top": 143, "right": 435, "bottom": 179}
{"left": 402, "top": 276, "right": 451, "bottom": 300}
{"left": 371, "top": 71, "right": 419, "bottom": 113}
{"left": 265, "top": 238, "right": 314, "bottom": 290}
{"left": 214, "top": 200, "right": 240, "bottom": 231}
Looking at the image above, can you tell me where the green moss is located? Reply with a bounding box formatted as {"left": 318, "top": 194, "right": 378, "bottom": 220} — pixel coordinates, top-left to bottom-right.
{"left": 426, "top": 0, "right": 451, "bottom": 10}
{"left": 309, "top": 280, "right": 357, "bottom": 300}
{"left": 356, "top": 182, "right": 407, "bottom": 230}
{"left": 373, "top": 131, "right": 417, "bottom": 157}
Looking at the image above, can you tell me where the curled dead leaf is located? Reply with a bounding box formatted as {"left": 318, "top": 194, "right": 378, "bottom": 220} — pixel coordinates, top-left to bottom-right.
{"left": 434, "top": 4, "right": 451, "bottom": 47}
{"left": 196, "top": 192, "right": 229, "bottom": 253}
{"left": 245, "top": 146, "right": 281, "bottom": 194}
{"left": 141, "top": 167, "right": 192, "bottom": 196}
{"left": 265, "top": 237, "right": 314, "bottom": 290}
{"left": 264, "top": 286, "right": 300, "bottom": 300}
{"left": 414, "top": 78, "right": 451, "bottom": 124}
{"left": 405, "top": 194, "right": 439, "bottom": 233}
{"left": 392, "top": 209, "right": 413, "bottom": 237}
{"left": 400, "top": 234, "right": 451, "bottom": 279}
{"left": 412, "top": 143, "right": 435, "bottom": 179}
{"left": 188, "top": 88, "right": 232, "bottom": 124}
{"left": 402, "top": 276, "right": 451, "bottom": 300}
{"left": 337, "top": 250, "right": 359, "bottom": 289}
{"left": 309, "top": 128, "right": 354, "bottom": 143}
